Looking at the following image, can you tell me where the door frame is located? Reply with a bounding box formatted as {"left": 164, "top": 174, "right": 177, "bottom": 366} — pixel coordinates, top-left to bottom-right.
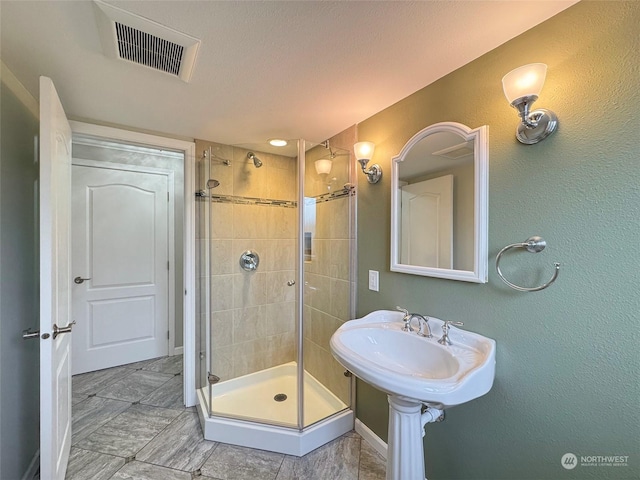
{"left": 71, "top": 158, "right": 175, "bottom": 370}
{"left": 69, "top": 121, "right": 197, "bottom": 407}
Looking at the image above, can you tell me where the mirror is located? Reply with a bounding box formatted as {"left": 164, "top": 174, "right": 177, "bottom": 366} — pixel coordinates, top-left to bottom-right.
{"left": 391, "top": 122, "right": 488, "bottom": 283}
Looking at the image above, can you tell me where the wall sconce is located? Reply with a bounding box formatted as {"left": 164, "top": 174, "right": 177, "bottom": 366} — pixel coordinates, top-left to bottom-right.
{"left": 314, "top": 158, "right": 333, "bottom": 176}
{"left": 502, "top": 63, "right": 558, "bottom": 144}
{"left": 354, "top": 141, "right": 382, "bottom": 183}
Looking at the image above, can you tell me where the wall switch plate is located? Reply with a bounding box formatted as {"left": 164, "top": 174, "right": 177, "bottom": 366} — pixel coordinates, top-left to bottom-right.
{"left": 368, "top": 270, "right": 379, "bottom": 292}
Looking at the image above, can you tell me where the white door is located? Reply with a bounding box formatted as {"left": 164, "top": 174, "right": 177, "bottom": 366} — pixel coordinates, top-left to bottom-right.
{"left": 71, "top": 164, "right": 169, "bottom": 375}
{"left": 39, "top": 76, "right": 73, "bottom": 480}
{"left": 400, "top": 174, "right": 453, "bottom": 268}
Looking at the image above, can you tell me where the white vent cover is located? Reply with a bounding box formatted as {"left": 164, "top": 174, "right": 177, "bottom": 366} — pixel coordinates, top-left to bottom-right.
{"left": 93, "top": 0, "right": 200, "bottom": 82}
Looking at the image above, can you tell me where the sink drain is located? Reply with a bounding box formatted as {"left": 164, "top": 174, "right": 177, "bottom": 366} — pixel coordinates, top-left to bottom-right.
{"left": 274, "top": 393, "right": 287, "bottom": 402}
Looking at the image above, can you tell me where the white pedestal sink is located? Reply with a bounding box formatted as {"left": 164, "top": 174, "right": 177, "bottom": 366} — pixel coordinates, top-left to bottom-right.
{"left": 330, "top": 310, "right": 496, "bottom": 480}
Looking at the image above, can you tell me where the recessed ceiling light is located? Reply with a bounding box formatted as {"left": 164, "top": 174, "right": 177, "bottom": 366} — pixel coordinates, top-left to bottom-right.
{"left": 268, "top": 139, "right": 288, "bottom": 147}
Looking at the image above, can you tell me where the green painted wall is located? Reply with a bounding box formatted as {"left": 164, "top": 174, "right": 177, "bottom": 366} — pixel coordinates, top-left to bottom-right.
{"left": 355, "top": 2, "right": 639, "bottom": 479}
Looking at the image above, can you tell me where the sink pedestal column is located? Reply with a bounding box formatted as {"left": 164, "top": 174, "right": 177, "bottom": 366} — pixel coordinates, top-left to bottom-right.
{"left": 386, "top": 396, "right": 426, "bottom": 480}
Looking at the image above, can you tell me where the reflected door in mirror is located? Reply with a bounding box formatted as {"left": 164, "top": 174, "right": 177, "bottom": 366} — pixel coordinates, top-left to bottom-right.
{"left": 400, "top": 175, "right": 453, "bottom": 268}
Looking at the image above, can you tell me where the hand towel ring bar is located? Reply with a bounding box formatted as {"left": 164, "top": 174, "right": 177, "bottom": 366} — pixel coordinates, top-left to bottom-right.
{"left": 495, "top": 236, "right": 560, "bottom": 292}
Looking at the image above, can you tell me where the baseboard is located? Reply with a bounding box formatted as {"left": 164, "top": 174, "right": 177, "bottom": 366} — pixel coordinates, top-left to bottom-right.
{"left": 355, "top": 418, "right": 387, "bottom": 460}
{"left": 173, "top": 346, "right": 184, "bottom": 356}
{"left": 21, "top": 449, "right": 39, "bottom": 480}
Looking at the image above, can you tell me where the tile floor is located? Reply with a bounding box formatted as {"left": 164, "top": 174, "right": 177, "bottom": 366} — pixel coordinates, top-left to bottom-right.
{"left": 63, "top": 356, "right": 386, "bottom": 480}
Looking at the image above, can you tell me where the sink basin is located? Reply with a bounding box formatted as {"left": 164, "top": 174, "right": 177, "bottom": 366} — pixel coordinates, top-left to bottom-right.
{"left": 330, "top": 310, "right": 496, "bottom": 408}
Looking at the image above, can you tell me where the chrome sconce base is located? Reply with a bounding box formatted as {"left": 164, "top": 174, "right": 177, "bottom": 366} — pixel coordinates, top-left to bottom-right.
{"left": 515, "top": 108, "right": 558, "bottom": 145}
{"left": 357, "top": 159, "right": 382, "bottom": 184}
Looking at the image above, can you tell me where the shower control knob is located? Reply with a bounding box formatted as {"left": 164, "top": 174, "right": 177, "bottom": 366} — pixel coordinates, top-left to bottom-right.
{"left": 287, "top": 280, "right": 295, "bottom": 286}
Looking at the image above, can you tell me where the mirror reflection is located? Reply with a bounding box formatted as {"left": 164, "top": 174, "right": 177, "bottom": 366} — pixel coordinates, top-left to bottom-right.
{"left": 391, "top": 122, "right": 488, "bottom": 283}
{"left": 398, "top": 131, "right": 474, "bottom": 271}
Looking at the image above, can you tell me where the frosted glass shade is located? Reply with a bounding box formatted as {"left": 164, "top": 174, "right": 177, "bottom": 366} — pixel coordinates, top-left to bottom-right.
{"left": 315, "top": 158, "right": 332, "bottom": 175}
{"left": 502, "top": 63, "right": 547, "bottom": 104}
{"left": 354, "top": 141, "right": 375, "bottom": 161}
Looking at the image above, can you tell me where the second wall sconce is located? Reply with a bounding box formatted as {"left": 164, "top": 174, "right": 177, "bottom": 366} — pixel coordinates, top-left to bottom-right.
{"left": 314, "top": 158, "right": 333, "bottom": 176}
{"left": 354, "top": 141, "right": 382, "bottom": 183}
{"left": 502, "top": 63, "right": 558, "bottom": 144}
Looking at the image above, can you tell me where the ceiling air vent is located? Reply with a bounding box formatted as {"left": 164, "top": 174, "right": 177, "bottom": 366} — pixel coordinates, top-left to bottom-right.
{"left": 93, "top": 0, "right": 200, "bottom": 82}
{"left": 432, "top": 141, "right": 474, "bottom": 160}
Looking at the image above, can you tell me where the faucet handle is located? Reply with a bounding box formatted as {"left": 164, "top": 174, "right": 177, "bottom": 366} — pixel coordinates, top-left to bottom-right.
{"left": 438, "top": 320, "right": 464, "bottom": 346}
{"left": 395, "top": 306, "right": 413, "bottom": 332}
{"left": 443, "top": 320, "right": 464, "bottom": 331}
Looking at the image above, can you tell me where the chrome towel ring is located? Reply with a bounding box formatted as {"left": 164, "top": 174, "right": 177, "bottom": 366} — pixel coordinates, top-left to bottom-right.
{"left": 495, "top": 236, "right": 560, "bottom": 292}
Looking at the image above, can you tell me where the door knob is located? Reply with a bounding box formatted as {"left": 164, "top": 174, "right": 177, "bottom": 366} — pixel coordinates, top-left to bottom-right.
{"left": 53, "top": 321, "right": 76, "bottom": 339}
{"left": 74, "top": 276, "right": 91, "bottom": 284}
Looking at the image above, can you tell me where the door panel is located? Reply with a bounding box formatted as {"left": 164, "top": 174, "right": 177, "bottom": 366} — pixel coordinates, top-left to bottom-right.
{"left": 72, "top": 165, "right": 169, "bottom": 374}
{"left": 401, "top": 174, "right": 453, "bottom": 268}
{"left": 39, "top": 76, "right": 73, "bottom": 480}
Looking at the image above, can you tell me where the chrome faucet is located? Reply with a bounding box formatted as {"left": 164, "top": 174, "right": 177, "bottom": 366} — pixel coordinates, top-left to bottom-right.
{"left": 437, "top": 320, "right": 464, "bottom": 346}
{"left": 395, "top": 306, "right": 433, "bottom": 338}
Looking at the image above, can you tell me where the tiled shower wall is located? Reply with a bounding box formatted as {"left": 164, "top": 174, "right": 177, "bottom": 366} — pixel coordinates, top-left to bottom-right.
{"left": 195, "top": 140, "right": 297, "bottom": 383}
{"left": 303, "top": 127, "right": 357, "bottom": 405}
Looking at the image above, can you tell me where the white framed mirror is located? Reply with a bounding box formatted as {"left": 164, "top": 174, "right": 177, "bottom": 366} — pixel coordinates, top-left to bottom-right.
{"left": 391, "top": 122, "right": 488, "bottom": 283}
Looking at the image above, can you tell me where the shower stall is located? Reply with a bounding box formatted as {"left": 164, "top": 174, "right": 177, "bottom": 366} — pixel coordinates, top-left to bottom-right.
{"left": 194, "top": 138, "right": 356, "bottom": 455}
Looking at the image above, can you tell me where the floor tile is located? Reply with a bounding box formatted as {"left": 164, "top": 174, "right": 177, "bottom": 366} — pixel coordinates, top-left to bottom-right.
{"left": 136, "top": 411, "right": 216, "bottom": 472}
{"left": 95, "top": 370, "right": 174, "bottom": 403}
{"left": 72, "top": 396, "right": 131, "bottom": 444}
{"left": 65, "top": 447, "right": 125, "bottom": 480}
{"left": 72, "top": 392, "right": 89, "bottom": 406}
{"left": 74, "top": 404, "right": 181, "bottom": 458}
{"left": 143, "top": 355, "right": 183, "bottom": 374}
{"left": 275, "top": 435, "right": 360, "bottom": 480}
{"left": 72, "top": 366, "right": 133, "bottom": 396}
{"left": 122, "top": 356, "right": 165, "bottom": 370}
{"left": 358, "top": 440, "right": 386, "bottom": 480}
{"left": 112, "top": 461, "right": 191, "bottom": 480}
{"left": 201, "top": 443, "right": 284, "bottom": 480}
{"left": 140, "top": 375, "right": 185, "bottom": 410}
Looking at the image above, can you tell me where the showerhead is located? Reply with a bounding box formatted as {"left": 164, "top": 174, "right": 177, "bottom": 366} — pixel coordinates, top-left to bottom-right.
{"left": 247, "top": 152, "right": 263, "bottom": 168}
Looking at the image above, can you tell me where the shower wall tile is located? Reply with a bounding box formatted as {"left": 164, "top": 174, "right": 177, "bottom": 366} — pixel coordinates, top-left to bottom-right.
{"left": 210, "top": 310, "right": 233, "bottom": 348}
{"left": 210, "top": 239, "right": 233, "bottom": 274}
{"left": 232, "top": 271, "right": 266, "bottom": 308}
{"left": 303, "top": 339, "right": 349, "bottom": 405}
{"left": 264, "top": 239, "right": 295, "bottom": 272}
{"left": 211, "top": 345, "right": 233, "bottom": 381}
{"left": 330, "top": 239, "right": 351, "bottom": 281}
{"left": 266, "top": 270, "right": 296, "bottom": 303}
{"left": 330, "top": 197, "right": 350, "bottom": 239}
{"left": 210, "top": 203, "right": 233, "bottom": 239}
{"left": 233, "top": 204, "right": 268, "bottom": 239}
{"left": 210, "top": 274, "right": 234, "bottom": 312}
{"left": 267, "top": 207, "right": 296, "bottom": 239}
{"left": 266, "top": 163, "right": 296, "bottom": 201}
{"left": 330, "top": 278, "right": 351, "bottom": 320}
{"left": 305, "top": 273, "right": 330, "bottom": 311}
{"left": 232, "top": 305, "right": 267, "bottom": 343}
{"left": 265, "top": 301, "right": 295, "bottom": 336}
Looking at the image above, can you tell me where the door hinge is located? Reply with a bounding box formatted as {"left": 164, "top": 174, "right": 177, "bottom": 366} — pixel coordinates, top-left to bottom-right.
{"left": 167, "top": 192, "right": 169, "bottom": 202}
{"left": 167, "top": 330, "right": 170, "bottom": 340}
{"left": 167, "top": 261, "right": 170, "bottom": 270}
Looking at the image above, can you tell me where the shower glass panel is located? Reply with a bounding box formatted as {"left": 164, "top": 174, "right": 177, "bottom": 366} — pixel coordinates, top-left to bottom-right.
{"left": 195, "top": 138, "right": 353, "bottom": 432}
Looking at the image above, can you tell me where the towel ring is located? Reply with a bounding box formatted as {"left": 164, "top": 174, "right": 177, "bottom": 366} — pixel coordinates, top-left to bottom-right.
{"left": 495, "top": 236, "right": 560, "bottom": 292}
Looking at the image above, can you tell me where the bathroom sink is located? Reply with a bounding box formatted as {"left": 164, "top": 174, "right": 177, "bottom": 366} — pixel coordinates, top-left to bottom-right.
{"left": 330, "top": 310, "right": 496, "bottom": 408}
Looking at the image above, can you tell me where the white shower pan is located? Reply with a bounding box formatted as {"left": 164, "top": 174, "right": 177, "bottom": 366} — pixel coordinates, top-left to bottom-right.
{"left": 196, "top": 362, "right": 353, "bottom": 456}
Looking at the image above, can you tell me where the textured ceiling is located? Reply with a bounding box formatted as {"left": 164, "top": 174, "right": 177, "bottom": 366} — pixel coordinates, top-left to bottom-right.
{"left": 0, "top": 0, "right": 579, "bottom": 146}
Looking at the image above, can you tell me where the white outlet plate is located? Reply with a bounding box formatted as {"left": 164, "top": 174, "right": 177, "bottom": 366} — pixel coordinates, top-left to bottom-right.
{"left": 368, "top": 270, "right": 379, "bottom": 292}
